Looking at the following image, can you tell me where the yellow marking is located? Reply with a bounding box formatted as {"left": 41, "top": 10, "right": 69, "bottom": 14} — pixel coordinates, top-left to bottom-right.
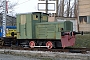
{"left": 21, "top": 15, "right": 26, "bottom": 25}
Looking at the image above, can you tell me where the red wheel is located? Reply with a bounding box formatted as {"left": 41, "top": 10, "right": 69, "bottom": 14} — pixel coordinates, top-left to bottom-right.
{"left": 29, "top": 41, "right": 35, "bottom": 48}
{"left": 46, "top": 41, "right": 53, "bottom": 49}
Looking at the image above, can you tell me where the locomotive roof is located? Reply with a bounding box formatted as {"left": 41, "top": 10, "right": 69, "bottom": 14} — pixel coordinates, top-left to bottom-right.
{"left": 16, "top": 12, "right": 49, "bottom": 15}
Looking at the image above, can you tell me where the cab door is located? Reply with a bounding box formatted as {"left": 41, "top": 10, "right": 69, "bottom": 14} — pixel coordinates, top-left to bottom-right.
{"left": 20, "top": 15, "right": 26, "bottom": 39}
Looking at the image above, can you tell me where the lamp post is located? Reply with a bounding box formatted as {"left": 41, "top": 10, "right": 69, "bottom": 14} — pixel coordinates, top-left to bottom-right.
{"left": 2, "top": 0, "right": 7, "bottom": 37}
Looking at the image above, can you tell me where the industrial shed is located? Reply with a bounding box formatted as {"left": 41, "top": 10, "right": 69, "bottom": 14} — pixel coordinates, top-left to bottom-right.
{"left": 0, "top": 13, "right": 16, "bottom": 26}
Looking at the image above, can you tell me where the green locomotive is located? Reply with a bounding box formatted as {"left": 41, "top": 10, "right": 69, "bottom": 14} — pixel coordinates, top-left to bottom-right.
{"left": 16, "top": 12, "right": 82, "bottom": 49}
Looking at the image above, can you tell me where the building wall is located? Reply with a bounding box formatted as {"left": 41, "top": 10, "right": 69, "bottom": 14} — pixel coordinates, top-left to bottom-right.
{"left": 78, "top": 0, "right": 90, "bottom": 32}
{"left": 79, "top": 0, "right": 90, "bottom": 16}
{"left": 79, "top": 24, "right": 90, "bottom": 32}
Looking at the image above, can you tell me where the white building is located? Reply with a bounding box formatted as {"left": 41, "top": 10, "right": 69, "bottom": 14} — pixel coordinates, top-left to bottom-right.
{"left": 37, "top": 0, "right": 56, "bottom": 14}
{"left": 56, "top": 17, "right": 78, "bottom": 32}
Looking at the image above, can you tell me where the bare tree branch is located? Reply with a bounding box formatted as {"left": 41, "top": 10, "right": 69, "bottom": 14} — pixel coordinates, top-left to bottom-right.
{"left": 8, "top": 2, "right": 18, "bottom": 9}
{"left": 0, "top": 0, "right": 18, "bottom": 14}
{"left": 57, "top": 0, "right": 77, "bottom": 17}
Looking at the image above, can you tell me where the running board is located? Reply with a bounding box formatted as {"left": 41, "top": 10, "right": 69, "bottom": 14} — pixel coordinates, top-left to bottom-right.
{"left": 31, "top": 46, "right": 49, "bottom": 48}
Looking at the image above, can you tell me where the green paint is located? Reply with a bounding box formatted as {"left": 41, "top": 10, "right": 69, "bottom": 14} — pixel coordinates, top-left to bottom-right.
{"left": 16, "top": 12, "right": 48, "bottom": 39}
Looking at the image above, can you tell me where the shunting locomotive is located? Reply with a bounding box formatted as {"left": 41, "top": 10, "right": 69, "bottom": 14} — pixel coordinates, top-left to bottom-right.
{"left": 16, "top": 12, "right": 83, "bottom": 49}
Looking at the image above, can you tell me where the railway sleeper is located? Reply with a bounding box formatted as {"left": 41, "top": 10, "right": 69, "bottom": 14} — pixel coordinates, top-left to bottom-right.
{"left": 69, "top": 49, "right": 86, "bottom": 53}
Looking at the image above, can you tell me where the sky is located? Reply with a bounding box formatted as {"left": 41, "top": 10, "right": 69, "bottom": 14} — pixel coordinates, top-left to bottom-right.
{"left": 8, "top": 0, "right": 74, "bottom": 16}
{"left": 9, "top": 0, "right": 38, "bottom": 14}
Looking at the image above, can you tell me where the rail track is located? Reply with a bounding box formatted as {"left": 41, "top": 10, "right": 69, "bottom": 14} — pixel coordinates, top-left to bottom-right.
{"left": 0, "top": 45, "right": 90, "bottom": 54}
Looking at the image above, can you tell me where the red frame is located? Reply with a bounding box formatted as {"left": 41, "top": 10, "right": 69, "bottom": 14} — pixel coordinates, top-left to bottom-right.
{"left": 61, "top": 32, "right": 75, "bottom": 48}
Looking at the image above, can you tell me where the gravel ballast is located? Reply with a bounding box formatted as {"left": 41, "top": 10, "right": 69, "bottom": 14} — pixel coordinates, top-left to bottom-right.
{"left": 0, "top": 49, "right": 90, "bottom": 60}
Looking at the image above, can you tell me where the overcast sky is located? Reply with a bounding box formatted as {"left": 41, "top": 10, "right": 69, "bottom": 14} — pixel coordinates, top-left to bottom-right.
{"left": 8, "top": 0, "right": 74, "bottom": 16}
{"left": 9, "top": 0, "right": 38, "bottom": 14}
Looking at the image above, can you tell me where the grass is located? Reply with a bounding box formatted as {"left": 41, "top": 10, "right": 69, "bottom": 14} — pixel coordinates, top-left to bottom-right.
{"left": 73, "top": 34, "right": 90, "bottom": 48}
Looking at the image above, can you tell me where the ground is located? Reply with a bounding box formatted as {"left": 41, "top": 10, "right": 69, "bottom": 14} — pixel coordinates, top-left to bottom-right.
{"left": 74, "top": 34, "right": 90, "bottom": 48}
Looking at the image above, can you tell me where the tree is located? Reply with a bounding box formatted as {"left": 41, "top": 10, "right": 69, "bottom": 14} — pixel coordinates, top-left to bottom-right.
{"left": 0, "top": 0, "right": 18, "bottom": 16}
{"left": 0, "top": 0, "right": 18, "bottom": 26}
{"left": 57, "top": 0, "right": 77, "bottom": 18}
